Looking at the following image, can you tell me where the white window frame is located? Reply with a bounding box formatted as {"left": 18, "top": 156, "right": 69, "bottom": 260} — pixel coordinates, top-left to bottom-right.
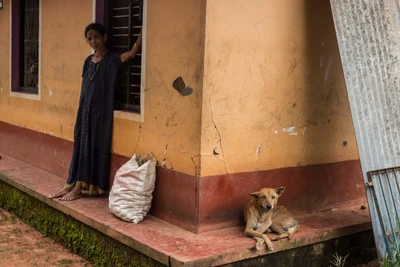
{"left": 10, "top": 0, "right": 42, "bottom": 101}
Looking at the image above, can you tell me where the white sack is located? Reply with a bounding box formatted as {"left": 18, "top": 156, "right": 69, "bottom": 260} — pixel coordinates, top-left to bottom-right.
{"left": 109, "top": 153, "right": 156, "bottom": 224}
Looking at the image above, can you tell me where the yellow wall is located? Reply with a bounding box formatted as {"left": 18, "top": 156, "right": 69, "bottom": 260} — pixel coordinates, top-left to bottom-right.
{"left": 112, "top": 0, "right": 205, "bottom": 176}
{"left": 0, "top": 0, "right": 91, "bottom": 138}
{"left": 0, "top": 1, "right": 10, "bottom": 103}
{"left": 0, "top": 0, "right": 205, "bottom": 176}
{"left": 201, "top": 0, "right": 359, "bottom": 176}
{"left": 0, "top": 0, "right": 359, "bottom": 178}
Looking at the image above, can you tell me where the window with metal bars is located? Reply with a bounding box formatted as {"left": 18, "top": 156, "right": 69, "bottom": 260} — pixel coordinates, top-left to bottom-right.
{"left": 105, "top": 0, "right": 143, "bottom": 113}
{"left": 12, "top": 0, "right": 39, "bottom": 94}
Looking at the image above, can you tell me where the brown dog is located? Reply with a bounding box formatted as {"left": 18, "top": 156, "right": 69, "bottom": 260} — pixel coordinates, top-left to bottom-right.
{"left": 244, "top": 187, "right": 299, "bottom": 251}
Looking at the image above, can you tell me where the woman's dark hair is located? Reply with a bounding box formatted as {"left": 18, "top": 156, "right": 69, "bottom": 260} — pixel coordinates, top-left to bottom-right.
{"left": 84, "top": 23, "right": 106, "bottom": 38}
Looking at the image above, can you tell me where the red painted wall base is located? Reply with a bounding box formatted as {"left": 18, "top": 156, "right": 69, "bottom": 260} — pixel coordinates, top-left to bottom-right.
{"left": 0, "top": 121, "right": 367, "bottom": 233}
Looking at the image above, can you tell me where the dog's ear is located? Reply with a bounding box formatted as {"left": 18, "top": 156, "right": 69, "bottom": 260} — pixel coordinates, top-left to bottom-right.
{"left": 249, "top": 192, "right": 260, "bottom": 198}
{"left": 275, "top": 187, "right": 285, "bottom": 196}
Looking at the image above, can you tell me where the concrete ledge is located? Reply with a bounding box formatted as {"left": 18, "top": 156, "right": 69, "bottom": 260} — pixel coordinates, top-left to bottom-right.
{"left": 0, "top": 153, "right": 375, "bottom": 266}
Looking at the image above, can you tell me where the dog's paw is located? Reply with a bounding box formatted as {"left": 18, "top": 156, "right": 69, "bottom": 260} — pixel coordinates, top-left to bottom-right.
{"left": 266, "top": 241, "right": 275, "bottom": 251}
{"left": 255, "top": 241, "right": 264, "bottom": 251}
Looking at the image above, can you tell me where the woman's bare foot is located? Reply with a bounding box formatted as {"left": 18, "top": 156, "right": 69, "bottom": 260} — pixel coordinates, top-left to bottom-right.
{"left": 60, "top": 186, "right": 82, "bottom": 201}
{"left": 48, "top": 189, "right": 70, "bottom": 199}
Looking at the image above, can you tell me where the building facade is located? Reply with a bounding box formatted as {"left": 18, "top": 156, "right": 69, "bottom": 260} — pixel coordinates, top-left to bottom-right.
{"left": 0, "top": 0, "right": 366, "bottom": 234}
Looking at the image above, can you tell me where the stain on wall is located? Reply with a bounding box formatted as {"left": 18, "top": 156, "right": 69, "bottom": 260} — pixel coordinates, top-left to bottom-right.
{"left": 172, "top": 76, "right": 193, "bottom": 96}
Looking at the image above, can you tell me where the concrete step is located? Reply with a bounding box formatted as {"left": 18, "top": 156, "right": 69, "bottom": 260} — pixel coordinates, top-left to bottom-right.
{"left": 0, "top": 153, "right": 375, "bottom": 266}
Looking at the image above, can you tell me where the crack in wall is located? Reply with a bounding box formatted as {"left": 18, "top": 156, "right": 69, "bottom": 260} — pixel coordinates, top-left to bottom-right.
{"left": 209, "top": 100, "right": 229, "bottom": 174}
{"left": 133, "top": 125, "right": 142, "bottom": 154}
{"left": 191, "top": 154, "right": 201, "bottom": 177}
{"left": 162, "top": 144, "right": 168, "bottom": 168}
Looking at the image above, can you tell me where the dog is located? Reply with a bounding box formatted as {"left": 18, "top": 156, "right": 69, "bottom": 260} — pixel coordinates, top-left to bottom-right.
{"left": 243, "top": 187, "right": 299, "bottom": 251}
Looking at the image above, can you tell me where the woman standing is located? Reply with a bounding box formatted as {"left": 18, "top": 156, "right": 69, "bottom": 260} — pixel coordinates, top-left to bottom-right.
{"left": 48, "top": 23, "right": 142, "bottom": 201}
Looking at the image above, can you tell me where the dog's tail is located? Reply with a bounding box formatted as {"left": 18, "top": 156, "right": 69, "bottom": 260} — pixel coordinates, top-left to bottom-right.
{"left": 287, "top": 220, "right": 300, "bottom": 240}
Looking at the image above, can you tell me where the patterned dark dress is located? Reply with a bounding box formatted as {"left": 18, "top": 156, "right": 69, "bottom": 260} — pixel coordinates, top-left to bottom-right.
{"left": 65, "top": 52, "right": 121, "bottom": 193}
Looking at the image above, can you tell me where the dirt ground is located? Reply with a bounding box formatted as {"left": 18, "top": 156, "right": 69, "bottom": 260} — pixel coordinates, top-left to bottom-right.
{"left": 0, "top": 208, "right": 92, "bottom": 267}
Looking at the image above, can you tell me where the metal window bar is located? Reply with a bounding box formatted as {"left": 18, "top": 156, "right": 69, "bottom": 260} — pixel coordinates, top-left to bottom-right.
{"left": 367, "top": 167, "right": 400, "bottom": 260}
{"left": 106, "top": 0, "right": 142, "bottom": 112}
{"left": 125, "top": 4, "right": 132, "bottom": 110}
{"left": 21, "top": 0, "right": 39, "bottom": 93}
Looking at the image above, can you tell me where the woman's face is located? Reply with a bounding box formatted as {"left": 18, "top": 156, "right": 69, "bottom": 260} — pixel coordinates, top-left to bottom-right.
{"left": 86, "top": 29, "right": 106, "bottom": 50}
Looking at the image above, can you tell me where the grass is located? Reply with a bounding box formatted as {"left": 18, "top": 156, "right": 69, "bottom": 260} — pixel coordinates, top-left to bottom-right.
{"left": 0, "top": 214, "right": 17, "bottom": 224}
{"left": 380, "top": 223, "right": 400, "bottom": 267}
{"left": 329, "top": 253, "right": 349, "bottom": 267}
{"left": 329, "top": 239, "right": 400, "bottom": 267}
{"left": 56, "top": 259, "right": 73, "bottom": 265}
{"left": 381, "top": 244, "right": 400, "bottom": 267}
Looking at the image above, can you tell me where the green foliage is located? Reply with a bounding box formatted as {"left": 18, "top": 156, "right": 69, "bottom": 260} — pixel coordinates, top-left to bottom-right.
{"left": 0, "top": 181, "right": 164, "bottom": 267}
{"left": 56, "top": 259, "right": 73, "bottom": 265}
{"left": 379, "top": 219, "right": 400, "bottom": 267}
{"left": 381, "top": 240, "right": 400, "bottom": 267}
{"left": 329, "top": 252, "right": 349, "bottom": 267}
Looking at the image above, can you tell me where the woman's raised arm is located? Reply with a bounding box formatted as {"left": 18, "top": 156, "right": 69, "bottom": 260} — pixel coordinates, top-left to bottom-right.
{"left": 121, "top": 30, "right": 142, "bottom": 63}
